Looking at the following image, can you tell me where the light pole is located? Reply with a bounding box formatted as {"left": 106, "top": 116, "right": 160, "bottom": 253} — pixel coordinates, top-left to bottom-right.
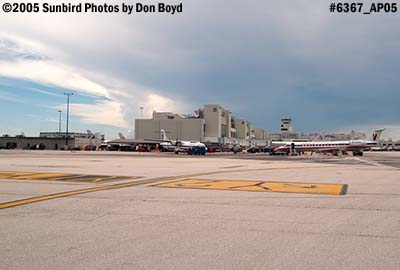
{"left": 140, "top": 106, "right": 144, "bottom": 119}
{"left": 58, "top": 110, "right": 62, "bottom": 133}
{"left": 64, "top": 93, "right": 74, "bottom": 148}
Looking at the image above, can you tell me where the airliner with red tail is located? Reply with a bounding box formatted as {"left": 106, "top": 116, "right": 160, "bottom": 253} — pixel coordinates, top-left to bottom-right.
{"left": 274, "top": 129, "right": 384, "bottom": 156}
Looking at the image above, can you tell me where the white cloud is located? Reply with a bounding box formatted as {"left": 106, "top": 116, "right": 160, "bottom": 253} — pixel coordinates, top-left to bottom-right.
{"left": 0, "top": 34, "right": 193, "bottom": 130}
{"left": 57, "top": 100, "right": 127, "bottom": 128}
{"left": 46, "top": 117, "right": 58, "bottom": 123}
{"left": 28, "top": 87, "right": 59, "bottom": 97}
{"left": 0, "top": 60, "right": 109, "bottom": 97}
{"left": 54, "top": 92, "right": 190, "bottom": 129}
{"left": 0, "top": 91, "right": 25, "bottom": 103}
{"left": 144, "top": 93, "right": 188, "bottom": 117}
{"left": 25, "top": 114, "right": 40, "bottom": 118}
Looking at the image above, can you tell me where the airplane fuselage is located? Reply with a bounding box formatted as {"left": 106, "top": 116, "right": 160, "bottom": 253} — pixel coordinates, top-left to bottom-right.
{"left": 175, "top": 141, "right": 207, "bottom": 152}
{"left": 160, "top": 141, "right": 207, "bottom": 153}
{"left": 274, "top": 140, "right": 377, "bottom": 153}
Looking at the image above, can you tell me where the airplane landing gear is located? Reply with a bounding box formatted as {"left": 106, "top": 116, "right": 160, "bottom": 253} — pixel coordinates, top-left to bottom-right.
{"left": 352, "top": 150, "right": 363, "bottom": 156}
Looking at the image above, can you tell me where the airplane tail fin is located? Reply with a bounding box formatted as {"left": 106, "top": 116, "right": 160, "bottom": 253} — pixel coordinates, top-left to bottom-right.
{"left": 371, "top": 129, "right": 385, "bottom": 141}
{"left": 87, "top": 130, "right": 94, "bottom": 138}
{"left": 160, "top": 129, "right": 169, "bottom": 141}
{"left": 118, "top": 133, "right": 126, "bottom": 139}
{"left": 311, "top": 132, "right": 325, "bottom": 141}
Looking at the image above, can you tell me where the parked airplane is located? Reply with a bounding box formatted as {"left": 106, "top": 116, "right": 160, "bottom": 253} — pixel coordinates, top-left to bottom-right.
{"left": 270, "top": 132, "right": 329, "bottom": 148}
{"left": 118, "top": 133, "right": 126, "bottom": 140}
{"left": 274, "top": 129, "right": 385, "bottom": 156}
{"left": 159, "top": 129, "right": 207, "bottom": 154}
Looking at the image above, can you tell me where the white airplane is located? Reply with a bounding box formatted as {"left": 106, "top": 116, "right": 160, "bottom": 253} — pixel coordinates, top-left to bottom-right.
{"left": 274, "top": 129, "right": 385, "bottom": 156}
{"left": 118, "top": 133, "right": 126, "bottom": 140}
{"left": 159, "top": 129, "right": 207, "bottom": 154}
{"left": 270, "top": 133, "right": 327, "bottom": 148}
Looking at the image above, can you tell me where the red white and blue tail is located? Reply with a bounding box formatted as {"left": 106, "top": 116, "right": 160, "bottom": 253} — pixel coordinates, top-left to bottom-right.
{"left": 371, "top": 129, "right": 385, "bottom": 141}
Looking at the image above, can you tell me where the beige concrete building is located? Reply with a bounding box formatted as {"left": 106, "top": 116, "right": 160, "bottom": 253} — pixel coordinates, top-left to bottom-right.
{"left": 135, "top": 105, "right": 237, "bottom": 144}
{"left": 201, "top": 104, "right": 233, "bottom": 143}
{"left": 235, "top": 119, "right": 252, "bottom": 140}
{"left": 253, "top": 128, "right": 268, "bottom": 140}
{"left": 135, "top": 112, "right": 205, "bottom": 142}
{"left": 135, "top": 104, "right": 270, "bottom": 146}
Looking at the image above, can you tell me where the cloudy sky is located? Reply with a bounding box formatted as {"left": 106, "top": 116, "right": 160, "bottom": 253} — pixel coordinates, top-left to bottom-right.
{"left": 0, "top": 1, "right": 399, "bottom": 139}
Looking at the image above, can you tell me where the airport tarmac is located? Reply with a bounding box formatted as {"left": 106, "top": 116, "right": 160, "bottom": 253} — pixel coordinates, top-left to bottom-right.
{"left": 0, "top": 150, "right": 399, "bottom": 270}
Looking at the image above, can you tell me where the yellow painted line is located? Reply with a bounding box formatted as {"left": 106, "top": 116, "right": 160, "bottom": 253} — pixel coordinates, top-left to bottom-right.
{"left": 156, "top": 179, "right": 348, "bottom": 195}
{"left": 91, "top": 176, "right": 140, "bottom": 184}
{"left": 0, "top": 171, "right": 140, "bottom": 183}
{"left": 0, "top": 166, "right": 348, "bottom": 210}
{"left": 0, "top": 179, "right": 158, "bottom": 210}
{"left": 92, "top": 177, "right": 105, "bottom": 183}
{"left": 15, "top": 173, "right": 70, "bottom": 180}
{"left": 0, "top": 173, "right": 215, "bottom": 210}
{"left": 0, "top": 172, "right": 64, "bottom": 178}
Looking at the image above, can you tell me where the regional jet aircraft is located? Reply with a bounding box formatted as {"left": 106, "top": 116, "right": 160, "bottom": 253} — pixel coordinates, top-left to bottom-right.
{"left": 274, "top": 129, "right": 384, "bottom": 156}
{"left": 159, "top": 129, "right": 207, "bottom": 154}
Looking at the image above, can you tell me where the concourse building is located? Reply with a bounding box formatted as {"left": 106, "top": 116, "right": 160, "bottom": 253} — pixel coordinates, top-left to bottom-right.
{"left": 135, "top": 104, "right": 269, "bottom": 147}
{"left": 135, "top": 111, "right": 205, "bottom": 142}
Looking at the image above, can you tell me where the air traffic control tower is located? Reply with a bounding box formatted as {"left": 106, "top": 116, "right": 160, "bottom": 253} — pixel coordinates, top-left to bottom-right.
{"left": 280, "top": 117, "right": 293, "bottom": 134}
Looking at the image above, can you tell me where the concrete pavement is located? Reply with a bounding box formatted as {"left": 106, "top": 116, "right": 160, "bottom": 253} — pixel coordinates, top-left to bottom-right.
{"left": 0, "top": 150, "right": 399, "bottom": 269}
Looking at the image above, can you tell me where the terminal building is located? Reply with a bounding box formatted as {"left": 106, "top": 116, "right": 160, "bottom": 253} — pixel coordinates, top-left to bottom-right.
{"left": 235, "top": 119, "right": 253, "bottom": 140}
{"left": 135, "top": 104, "right": 269, "bottom": 147}
{"left": 135, "top": 111, "right": 205, "bottom": 142}
{"left": 0, "top": 131, "right": 104, "bottom": 150}
{"left": 253, "top": 128, "right": 269, "bottom": 140}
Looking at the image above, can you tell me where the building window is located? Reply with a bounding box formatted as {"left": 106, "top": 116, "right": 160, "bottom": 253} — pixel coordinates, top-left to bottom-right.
{"left": 213, "top": 107, "right": 217, "bottom": 112}
{"left": 221, "top": 124, "right": 227, "bottom": 137}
